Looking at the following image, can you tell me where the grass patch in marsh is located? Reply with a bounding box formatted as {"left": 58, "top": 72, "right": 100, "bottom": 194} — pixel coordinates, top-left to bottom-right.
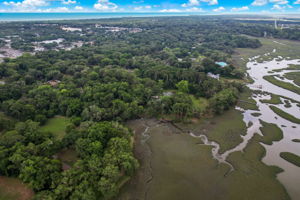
{"left": 121, "top": 118, "right": 290, "bottom": 200}
{"left": 273, "top": 64, "right": 300, "bottom": 73}
{"left": 183, "top": 108, "right": 247, "bottom": 154}
{"left": 39, "top": 116, "right": 70, "bottom": 140}
{"left": 280, "top": 152, "right": 300, "bottom": 167}
{"left": 237, "top": 89, "right": 259, "bottom": 111}
{"left": 263, "top": 75, "right": 300, "bottom": 95}
{"left": 284, "top": 71, "right": 300, "bottom": 87}
{"left": 251, "top": 112, "right": 261, "bottom": 117}
{"left": 226, "top": 134, "right": 289, "bottom": 200}
{"left": 270, "top": 106, "right": 300, "bottom": 124}
{"left": 260, "top": 94, "right": 282, "bottom": 104}
{"left": 258, "top": 120, "right": 283, "bottom": 145}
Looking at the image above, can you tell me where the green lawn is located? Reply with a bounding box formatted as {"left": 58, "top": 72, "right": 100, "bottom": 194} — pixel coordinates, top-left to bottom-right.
{"left": 40, "top": 116, "right": 70, "bottom": 140}
{"left": 270, "top": 106, "right": 300, "bottom": 124}
{"left": 280, "top": 152, "right": 300, "bottom": 167}
{"left": 263, "top": 75, "right": 300, "bottom": 95}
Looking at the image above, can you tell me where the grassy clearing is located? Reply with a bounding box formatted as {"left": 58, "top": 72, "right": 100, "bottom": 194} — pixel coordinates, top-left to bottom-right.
{"left": 57, "top": 148, "right": 78, "bottom": 166}
{"left": 280, "top": 152, "right": 300, "bottom": 167}
{"left": 0, "top": 177, "right": 33, "bottom": 200}
{"left": 270, "top": 106, "right": 300, "bottom": 124}
{"left": 263, "top": 75, "right": 300, "bottom": 95}
{"left": 39, "top": 116, "right": 70, "bottom": 140}
{"left": 258, "top": 120, "right": 283, "bottom": 145}
{"left": 260, "top": 94, "right": 282, "bottom": 104}
{"left": 284, "top": 71, "right": 300, "bottom": 87}
{"left": 292, "top": 139, "right": 300, "bottom": 143}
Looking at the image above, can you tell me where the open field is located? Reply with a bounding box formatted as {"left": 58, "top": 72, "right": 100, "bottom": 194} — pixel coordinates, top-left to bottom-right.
{"left": 118, "top": 118, "right": 290, "bottom": 200}
{"left": 263, "top": 75, "right": 300, "bottom": 95}
{"left": 39, "top": 116, "right": 70, "bottom": 140}
{"left": 280, "top": 152, "right": 300, "bottom": 167}
{"left": 269, "top": 106, "right": 300, "bottom": 124}
{"left": 0, "top": 177, "right": 33, "bottom": 200}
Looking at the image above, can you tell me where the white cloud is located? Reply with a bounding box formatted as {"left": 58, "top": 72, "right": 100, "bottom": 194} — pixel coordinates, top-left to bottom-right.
{"left": 182, "top": 0, "right": 217, "bottom": 7}
{"left": 182, "top": 0, "right": 200, "bottom": 7}
{"left": 94, "top": 0, "right": 118, "bottom": 11}
{"left": 3, "top": 0, "right": 48, "bottom": 8}
{"left": 295, "top": 0, "right": 300, "bottom": 4}
{"left": 159, "top": 9, "right": 182, "bottom": 12}
{"left": 252, "top": 0, "right": 291, "bottom": 6}
{"left": 251, "top": 0, "right": 268, "bottom": 6}
{"left": 202, "top": 0, "right": 218, "bottom": 5}
{"left": 62, "top": 0, "right": 76, "bottom": 5}
{"left": 185, "top": 7, "right": 204, "bottom": 12}
{"left": 272, "top": 4, "right": 284, "bottom": 9}
{"left": 213, "top": 6, "right": 225, "bottom": 12}
{"left": 29, "top": 6, "right": 70, "bottom": 12}
{"left": 270, "top": 0, "right": 288, "bottom": 4}
{"left": 133, "top": 5, "right": 152, "bottom": 10}
{"left": 231, "top": 6, "right": 249, "bottom": 11}
{"left": 74, "top": 5, "right": 83, "bottom": 10}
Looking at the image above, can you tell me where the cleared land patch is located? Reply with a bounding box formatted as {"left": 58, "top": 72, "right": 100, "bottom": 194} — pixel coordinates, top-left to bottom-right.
{"left": 0, "top": 177, "right": 33, "bottom": 200}
{"left": 39, "top": 116, "right": 70, "bottom": 140}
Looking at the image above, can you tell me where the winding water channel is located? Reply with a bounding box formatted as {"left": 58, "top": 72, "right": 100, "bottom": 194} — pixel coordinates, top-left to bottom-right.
{"left": 190, "top": 55, "right": 300, "bottom": 199}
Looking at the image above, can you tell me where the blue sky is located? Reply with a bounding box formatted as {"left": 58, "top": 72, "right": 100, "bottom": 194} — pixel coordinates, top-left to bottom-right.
{"left": 0, "top": 0, "right": 300, "bottom": 13}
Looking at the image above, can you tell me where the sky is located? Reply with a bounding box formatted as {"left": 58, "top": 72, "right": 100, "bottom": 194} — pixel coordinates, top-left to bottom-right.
{"left": 0, "top": 0, "right": 300, "bottom": 13}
